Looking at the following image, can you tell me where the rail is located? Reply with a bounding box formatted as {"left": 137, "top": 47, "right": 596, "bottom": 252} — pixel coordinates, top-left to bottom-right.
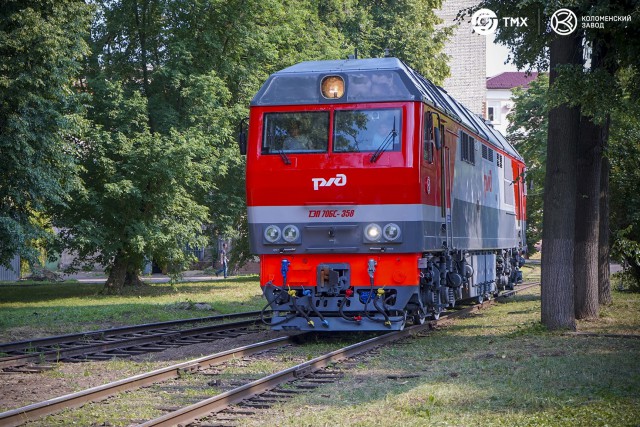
{"left": 0, "top": 283, "right": 539, "bottom": 426}
{"left": 0, "top": 312, "right": 267, "bottom": 371}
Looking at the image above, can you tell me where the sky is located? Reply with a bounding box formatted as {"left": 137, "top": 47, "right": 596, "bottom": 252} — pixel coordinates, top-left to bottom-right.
{"left": 486, "top": 34, "right": 519, "bottom": 77}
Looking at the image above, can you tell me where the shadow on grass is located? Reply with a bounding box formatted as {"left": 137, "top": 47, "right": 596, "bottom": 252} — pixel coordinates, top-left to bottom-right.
{"left": 498, "top": 293, "right": 541, "bottom": 304}
{"left": 299, "top": 330, "right": 640, "bottom": 427}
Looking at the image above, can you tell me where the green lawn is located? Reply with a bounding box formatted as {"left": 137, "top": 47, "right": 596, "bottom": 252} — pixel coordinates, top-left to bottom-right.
{"left": 239, "top": 285, "right": 640, "bottom": 427}
{"left": 0, "top": 277, "right": 264, "bottom": 342}
{"left": 2, "top": 269, "right": 639, "bottom": 426}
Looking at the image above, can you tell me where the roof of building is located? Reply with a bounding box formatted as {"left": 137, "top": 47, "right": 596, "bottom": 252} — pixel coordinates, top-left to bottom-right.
{"left": 252, "top": 58, "right": 522, "bottom": 160}
{"left": 486, "top": 72, "right": 539, "bottom": 90}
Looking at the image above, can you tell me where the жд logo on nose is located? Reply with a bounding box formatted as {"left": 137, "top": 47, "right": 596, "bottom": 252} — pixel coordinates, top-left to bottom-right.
{"left": 312, "top": 173, "right": 347, "bottom": 190}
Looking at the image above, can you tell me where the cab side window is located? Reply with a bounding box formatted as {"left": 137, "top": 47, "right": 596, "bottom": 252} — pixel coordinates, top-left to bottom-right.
{"left": 423, "top": 112, "right": 434, "bottom": 164}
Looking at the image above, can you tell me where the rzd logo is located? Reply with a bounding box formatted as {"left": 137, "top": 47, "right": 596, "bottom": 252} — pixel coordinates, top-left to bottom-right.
{"left": 312, "top": 173, "right": 347, "bottom": 191}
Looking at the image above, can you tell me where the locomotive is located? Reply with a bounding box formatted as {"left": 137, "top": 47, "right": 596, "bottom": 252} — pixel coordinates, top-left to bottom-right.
{"left": 240, "top": 58, "right": 526, "bottom": 332}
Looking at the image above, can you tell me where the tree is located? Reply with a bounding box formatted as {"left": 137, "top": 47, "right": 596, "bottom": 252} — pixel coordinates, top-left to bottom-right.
{"left": 508, "top": 74, "right": 549, "bottom": 253}
{"left": 0, "top": 0, "right": 92, "bottom": 268}
{"left": 38, "top": 0, "right": 452, "bottom": 290}
{"left": 323, "top": 0, "right": 451, "bottom": 84}
{"left": 540, "top": 33, "right": 581, "bottom": 330}
{"left": 55, "top": 0, "right": 355, "bottom": 289}
{"left": 54, "top": 80, "right": 212, "bottom": 290}
{"left": 573, "top": 114, "right": 601, "bottom": 319}
{"left": 470, "top": 0, "right": 640, "bottom": 327}
{"left": 599, "top": 141, "right": 612, "bottom": 304}
{"left": 609, "top": 73, "right": 640, "bottom": 291}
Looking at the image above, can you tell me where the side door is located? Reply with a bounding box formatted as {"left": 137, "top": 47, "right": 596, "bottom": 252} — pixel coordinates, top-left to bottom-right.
{"left": 440, "top": 123, "right": 453, "bottom": 249}
{"left": 421, "top": 110, "right": 438, "bottom": 247}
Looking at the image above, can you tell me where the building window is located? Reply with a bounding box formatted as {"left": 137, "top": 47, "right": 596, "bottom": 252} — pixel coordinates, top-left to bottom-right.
{"left": 488, "top": 106, "right": 495, "bottom": 122}
{"left": 461, "top": 132, "right": 475, "bottom": 165}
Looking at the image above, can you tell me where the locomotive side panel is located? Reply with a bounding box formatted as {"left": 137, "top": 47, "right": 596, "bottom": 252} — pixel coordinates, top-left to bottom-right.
{"left": 450, "top": 128, "right": 520, "bottom": 251}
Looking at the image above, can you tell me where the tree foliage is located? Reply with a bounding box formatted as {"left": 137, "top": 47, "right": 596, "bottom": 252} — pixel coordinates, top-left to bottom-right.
{"left": 469, "top": 0, "right": 640, "bottom": 326}
{"left": 0, "top": 0, "right": 92, "bottom": 268}
{"left": 53, "top": 82, "right": 212, "bottom": 288}
{"left": 609, "top": 77, "right": 640, "bottom": 290}
{"left": 326, "top": 0, "right": 451, "bottom": 84}
{"left": 508, "top": 74, "right": 549, "bottom": 253}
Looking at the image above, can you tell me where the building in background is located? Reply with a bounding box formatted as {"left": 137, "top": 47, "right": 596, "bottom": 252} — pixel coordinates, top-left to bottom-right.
{"left": 485, "top": 71, "right": 539, "bottom": 135}
{"left": 0, "top": 255, "right": 20, "bottom": 281}
{"left": 436, "top": 0, "right": 486, "bottom": 115}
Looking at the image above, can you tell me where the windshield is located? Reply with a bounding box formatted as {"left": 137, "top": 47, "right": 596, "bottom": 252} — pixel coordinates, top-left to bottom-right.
{"left": 333, "top": 108, "right": 402, "bottom": 153}
{"left": 262, "top": 112, "right": 329, "bottom": 154}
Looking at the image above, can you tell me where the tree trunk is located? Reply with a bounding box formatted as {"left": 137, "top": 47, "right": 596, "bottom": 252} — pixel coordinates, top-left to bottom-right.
{"left": 124, "top": 269, "right": 145, "bottom": 287}
{"left": 574, "top": 116, "right": 601, "bottom": 320}
{"left": 104, "top": 251, "right": 128, "bottom": 292}
{"left": 104, "top": 251, "right": 144, "bottom": 292}
{"left": 598, "top": 121, "right": 612, "bottom": 305}
{"left": 541, "top": 33, "right": 581, "bottom": 331}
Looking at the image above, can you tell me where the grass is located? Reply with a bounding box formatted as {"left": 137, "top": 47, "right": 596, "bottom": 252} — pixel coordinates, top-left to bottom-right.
{"left": 237, "top": 282, "right": 640, "bottom": 427}
{"left": 2, "top": 267, "right": 640, "bottom": 426}
{"left": 0, "top": 276, "right": 264, "bottom": 341}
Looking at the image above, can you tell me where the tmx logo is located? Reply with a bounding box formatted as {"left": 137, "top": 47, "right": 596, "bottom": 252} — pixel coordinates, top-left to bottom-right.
{"left": 471, "top": 8, "right": 528, "bottom": 36}
{"left": 312, "top": 173, "right": 347, "bottom": 190}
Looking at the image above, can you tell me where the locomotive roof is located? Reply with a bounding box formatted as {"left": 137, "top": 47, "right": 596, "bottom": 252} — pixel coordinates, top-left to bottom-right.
{"left": 251, "top": 58, "right": 522, "bottom": 161}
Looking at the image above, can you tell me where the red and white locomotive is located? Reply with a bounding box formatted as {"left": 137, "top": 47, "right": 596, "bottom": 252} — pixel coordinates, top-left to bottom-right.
{"left": 241, "top": 58, "right": 526, "bottom": 331}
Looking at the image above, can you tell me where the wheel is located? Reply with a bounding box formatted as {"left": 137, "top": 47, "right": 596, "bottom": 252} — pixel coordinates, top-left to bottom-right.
{"left": 476, "top": 294, "right": 484, "bottom": 304}
{"left": 413, "top": 310, "right": 426, "bottom": 325}
{"left": 430, "top": 309, "right": 441, "bottom": 320}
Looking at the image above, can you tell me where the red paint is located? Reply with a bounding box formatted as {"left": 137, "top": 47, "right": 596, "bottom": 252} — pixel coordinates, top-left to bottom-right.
{"left": 484, "top": 169, "right": 493, "bottom": 193}
{"left": 260, "top": 253, "right": 421, "bottom": 288}
{"left": 246, "top": 102, "right": 421, "bottom": 208}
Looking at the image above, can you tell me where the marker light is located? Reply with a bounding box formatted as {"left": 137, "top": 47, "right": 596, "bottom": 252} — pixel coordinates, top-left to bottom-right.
{"left": 282, "top": 225, "right": 300, "bottom": 242}
{"left": 364, "top": 223, "right": 382, "bottom": 242}
{"left": 264, "top": 225, "right": 281, "bottom": 243}
{"left": 383, "top": 223, "right": 401, "bottom": 241}
{"left": 321, "top": 75, "right": 345, "bottom": 99}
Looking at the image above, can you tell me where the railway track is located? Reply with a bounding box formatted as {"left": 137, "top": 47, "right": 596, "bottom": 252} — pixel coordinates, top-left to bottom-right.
{"left": 0, "top": 283, "right": 539, "bottom": 426}
{"left": 0, "top": 311, "right": 268, "bottom": 372}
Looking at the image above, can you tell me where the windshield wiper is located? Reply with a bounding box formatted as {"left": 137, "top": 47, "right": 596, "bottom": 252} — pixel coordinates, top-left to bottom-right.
{"left": 278, "top": 149, "right": 291, "bottom": 165}
{"left": 370, "top": 118, "right": 397, "bottom": 163}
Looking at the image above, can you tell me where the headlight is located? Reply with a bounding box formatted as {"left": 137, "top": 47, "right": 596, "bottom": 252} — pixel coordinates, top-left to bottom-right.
{"left": 264, "top": 225, "right": 281, "bottom": 243}
{"left": 383, "top": 223, "right": 401, "bottom": 241}
{"left": 364, "top": 223, "right": 382, "bottom": 242}
{"left": 282, "top": 225, "right": 300, "bottom": 242}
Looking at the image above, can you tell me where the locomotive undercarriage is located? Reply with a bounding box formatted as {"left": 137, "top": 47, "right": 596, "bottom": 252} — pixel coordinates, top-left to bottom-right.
{"left": 411, "top": 248, "right": 523, "bottom": 323}
{"left": 262, "top": 249, "right": 523, "bottom": 332}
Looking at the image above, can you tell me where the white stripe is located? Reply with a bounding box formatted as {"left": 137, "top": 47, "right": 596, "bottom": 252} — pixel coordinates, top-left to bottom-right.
{"left": 248, "top": 204, "right": 442, "bottom": 224}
